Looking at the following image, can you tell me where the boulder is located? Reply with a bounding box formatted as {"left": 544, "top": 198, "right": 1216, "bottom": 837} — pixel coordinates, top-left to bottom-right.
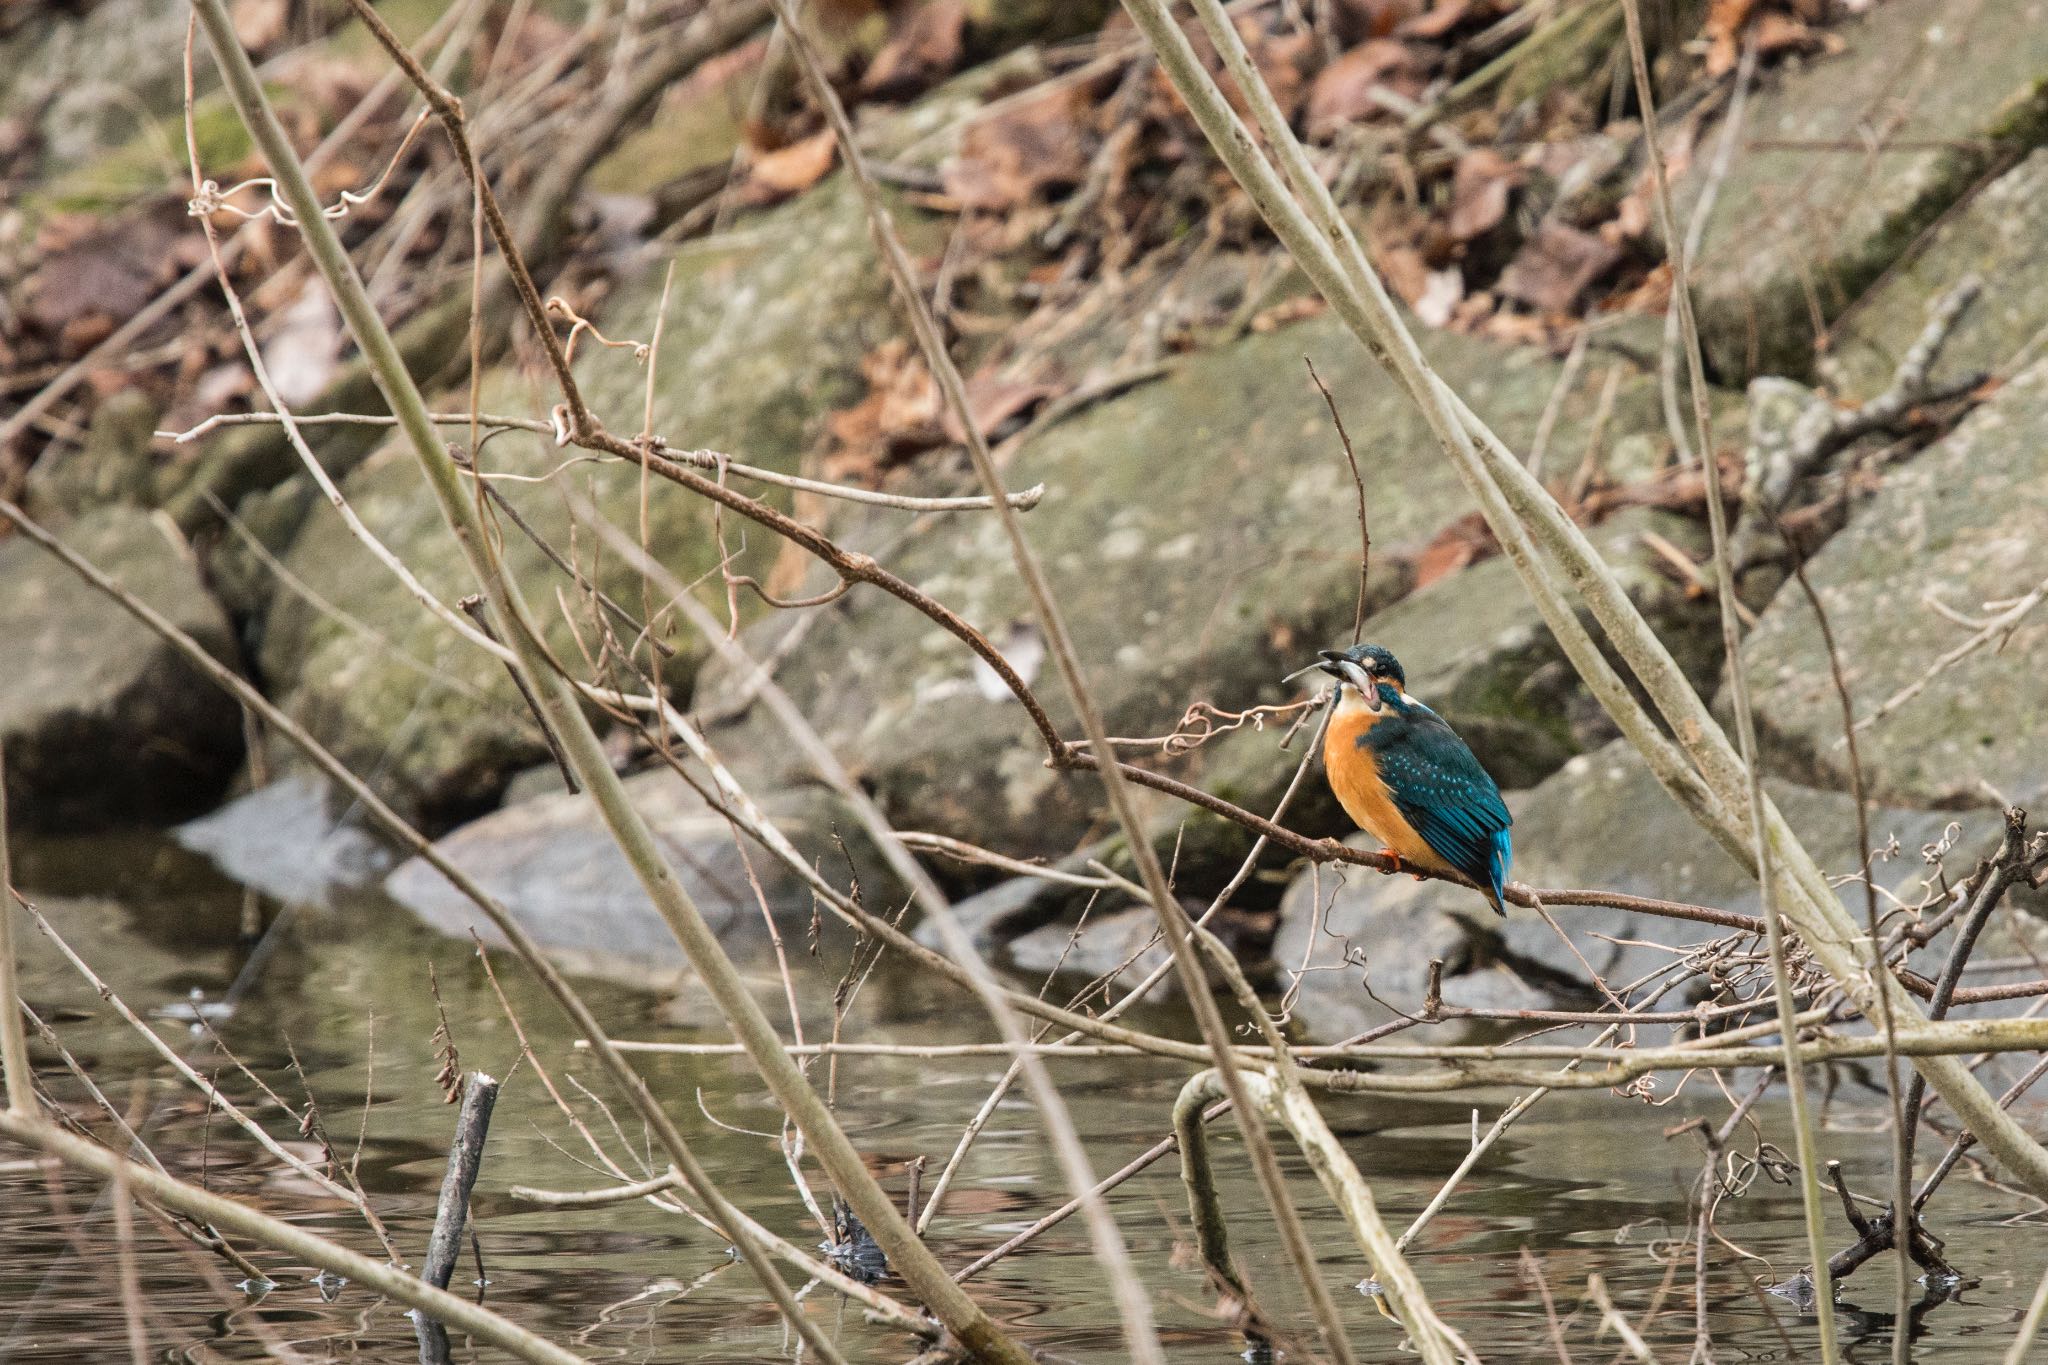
{"left": 175, "top": 775, "right": 394, "bottom": 907}
{"left": 256, "top": 181, "right": 920, "bottom": 830}
{"left": 1102, "top": 504, "right": 1721, "bottom": 908}
{"left": 1002, "top": 906, "right": 1179, "bottom": 1002}
{"left": 22, "top": 389, "right": 160, "bottom": 520}
{"left": 0, "top": 0, "right": 197, "bottom": 176}
{"left": 1270, "top": 841, "right": 1559, "bottom": 1044}
{"left": 1744, "top": 355, "right": 2048, "bottom": 810}
{"left": 1000, "top": 899, "right": 1272, "bottom": 1002}
{"left": 1270, "top": 739, "right": 1961, "bottom": 1041}
{"left": 699, "top": 311, "right": 1711, "bottom": 869}
{"left": 0, "top": 507, "right": 242, "bottom": 831}
{"left": 1685, "top": 0, "right": 2048, "bottom": 381}
{"left": 385, "top": 764, "right": 905, "bottom": 987}
{"left": 912, "top": 851, "right": 1125, "bottom": 953}
{"left": 1822, "top": 149, "right": 2048, "bottom": 402}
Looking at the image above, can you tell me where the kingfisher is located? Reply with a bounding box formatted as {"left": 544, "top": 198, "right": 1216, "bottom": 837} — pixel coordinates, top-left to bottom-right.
{"left": 1302, "top": 644, "right": 1513, "bottom": 914}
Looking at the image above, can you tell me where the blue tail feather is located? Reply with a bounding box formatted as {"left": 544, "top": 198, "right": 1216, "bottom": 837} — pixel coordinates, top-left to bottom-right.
{"left": 1486, "top": 827, "right": 1512, "bottom": 914}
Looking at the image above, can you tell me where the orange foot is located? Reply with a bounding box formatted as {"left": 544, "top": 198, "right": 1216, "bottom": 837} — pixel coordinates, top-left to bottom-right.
{"left": 1384, "top": 851, "right": 1403, "bottom": 874}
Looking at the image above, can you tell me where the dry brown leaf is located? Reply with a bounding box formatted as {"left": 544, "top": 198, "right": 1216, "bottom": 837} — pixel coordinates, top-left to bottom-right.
{"left": 1236, "top": 17, "right": 1316, "bottom": 121}
{"left": 1305, "top": 40, "right": 1421, "bottom": 139}
{"left": 1413, "top": 513, "right": 1494, "bottom": 589}
{"left": 1446, "top": 147, "right": 1524, "bottom": 242}
{"left": 942, "top": 86, "right": 1091, "bottom": 211}
{"left": 738, "top": 130, "right": 838, "bottom": 207}
{"left": 1398, "top": 0, "right": 1473, "bottom": 40}
{"left": 1331, "top": 0, "right": 1424, "bottom": 41}
{"left": 941, "top": 373, "right": 1053, "bottom": 443}
{"left": 1702, "top": 0, "right": 1759, "bottom": 77}
{"left": 1449, "top": 289, "right": 1496, "bottom": 332}
{"left": 1753, "top": 12, "right": 1818, "bottom": 58}
{"left": 863, "top": 0, "right": 966, "bottom": 100}
{"left": 1378, "top": 242, "right": 1432, "bottom": 310}
{"left": 232, "top": 0, "right": 289, "bottom": 52}
{"left": 1250, "top": 295, "right": 1327, "bottom": 332}
{"left": 22, "top": 202, "right": 194, "bottom": 352}
{"left": 1497, "top": 221, "right": 1622, "bottom": 314}
{"left": 1481, "top": 311, "right": 1555, "bottom": 348}
{"left": 824, "top": 340, "right": 943, "bottom": 483}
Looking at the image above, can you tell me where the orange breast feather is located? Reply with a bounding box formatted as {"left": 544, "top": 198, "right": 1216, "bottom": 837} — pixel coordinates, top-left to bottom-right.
{"left": 1323, "top": 697, "right": 1452, "bottom": 874}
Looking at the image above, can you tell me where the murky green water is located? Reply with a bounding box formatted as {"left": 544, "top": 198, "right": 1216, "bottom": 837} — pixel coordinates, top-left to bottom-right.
{"left": 3, "top": 830, "right": 2044, "bottom": 1362}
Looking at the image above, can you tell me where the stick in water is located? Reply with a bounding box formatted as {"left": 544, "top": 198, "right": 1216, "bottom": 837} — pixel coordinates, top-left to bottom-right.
{"left": 417, "top": 1072, "right": 500, "bottom": 1364}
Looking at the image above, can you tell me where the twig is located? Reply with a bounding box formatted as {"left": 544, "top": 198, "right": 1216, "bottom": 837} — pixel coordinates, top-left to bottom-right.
{"left": 1520, "top": 1247, "right": 1576, "bottom": 1365}
{"left": 507, "top": 1171, "right": 677, "bottom": 1208}
{"left": 1180, "top": 1066, "right": 1473, "bottom": 1361}
{"left": 1619, "top": 5, "right": 1839, "bottom": 1350}
{"left": 0, "top": 1108, "right": 583, "bottom": 1365}
{"left": 1305, "top": 357, "right": 1371, "bottom": 641}
{"left": 1779, "top": 517, "right": 1914, "bottom": 1347}
{"left": 456, "top": 595, "right": 579, "bottom": 792}
{"left": 1660, "top": 36, "right": 1755, "bottom": 475}
{"left": 896, "top": 832, "right": 1146, "bottom": 897}
{"left": 1528, "top": 327, "right": 1591, "bottom": 480}
{"left": 447, "top": 453, "right": 675, "bottom": 659}
{"left": 1171, "top": 1074, "right": 1257, "bottom": 1318}
{"left": 2006, "top": 1261, "right": 2048, "bottom": 1365}
{"left": 110, "top": 1163, "right": 152, "bottom": 1365}
{"left": 1589, "top": 1273, "right": 1660, "bottom": 1363}
{"left": 1733, "top": 276, "right": 1985, "bottom": 571}
{"left": 1850, "top": 569, "right": 2048, "bottom": 737}
{"left": 1395, "top": 1088, "right": 1548, "bottom": 1254}
{"left": 165, "top": 409, "right": 1046, "bottom": 512}
{"left": 1915, "top": 1052, "right": 2048, "bottom": 1210}
{"left": 1898, "top": 811, "right": 2037, "bottom": 1173}
{"left": 0, "top": 745, "right": 31, "bottom": 1115}
{"left": 13, "top": 893, "right": 381, "bottom": 1224}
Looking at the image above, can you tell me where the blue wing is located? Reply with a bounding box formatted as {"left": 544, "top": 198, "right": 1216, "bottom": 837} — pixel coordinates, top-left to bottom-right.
{"left": 1365, "top": 707, "right": 1512, "bottom": 909}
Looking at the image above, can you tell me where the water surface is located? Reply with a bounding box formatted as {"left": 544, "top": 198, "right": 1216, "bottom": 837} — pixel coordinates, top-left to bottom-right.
{"left": 3, "top": 831, "right": 2043, "bottom": 1362}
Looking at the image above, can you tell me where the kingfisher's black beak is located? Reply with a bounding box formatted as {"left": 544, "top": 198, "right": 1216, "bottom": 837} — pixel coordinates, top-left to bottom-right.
{"left": 1303, "top": 649, "right": 1379, "bottom": 709}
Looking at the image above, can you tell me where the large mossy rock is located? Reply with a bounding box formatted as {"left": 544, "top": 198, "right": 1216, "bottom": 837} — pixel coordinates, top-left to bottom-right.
{"left": 1744, "top": 355, "right": 2048, "bottom": 809}
{"left": 1822, "top": 149, "right": 2048, "bottom": 402}
{"left": 256, "top": 182, "right": 913, "bottom": 830}
{"left": 0, "top": 0, "right": 196, "bottom": 177}
{"left": 701, "top": 312, "right": 1713, "bottom": 869}
{"left": 384, "top": 765, "right": 903, "bottom": 986}
{"left": 0, "top": 507, "right": 242, "bottom": 831}
{"left": 1686, "top": 0, "right": 2048, "bottom": 382}
{"left": 20, "top": 390, "right": 161, "bottom": 521}
{"left": 1270, "top": 739, "right": 1960, "bottom": 1042}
